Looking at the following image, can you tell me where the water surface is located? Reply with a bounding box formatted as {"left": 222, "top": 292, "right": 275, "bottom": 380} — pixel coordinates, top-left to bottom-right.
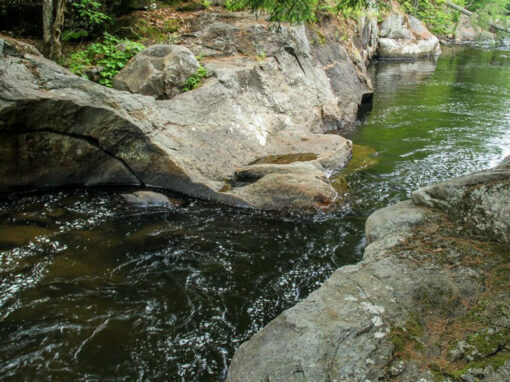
{"left": 1, "top": 46, "right": 509, "bottom": 381}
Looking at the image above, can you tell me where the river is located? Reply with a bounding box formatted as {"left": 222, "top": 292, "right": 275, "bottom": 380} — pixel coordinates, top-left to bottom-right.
{"left": 0, "top": 46, "right": 509, "bottom": 381}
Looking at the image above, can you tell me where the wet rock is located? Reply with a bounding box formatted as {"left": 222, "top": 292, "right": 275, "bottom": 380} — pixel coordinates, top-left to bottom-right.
{"left": 229, "top": 172, "right": 338, "bottom": 213}
{"left": 122, "top": 190, "right": 175, "bottom": 207}
{"left": 112, "top": 44, "right": 200, "bottom": 99}
{"left": 378, "top": 13, "right": 441, "bottom": 59}
{"left": 0, "top": 225, "right": 53, "bottom": 248}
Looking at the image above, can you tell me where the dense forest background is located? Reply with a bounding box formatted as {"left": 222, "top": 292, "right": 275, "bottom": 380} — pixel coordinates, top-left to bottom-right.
{"left": 1, "top": 0, "right": 509, "bottom": 82}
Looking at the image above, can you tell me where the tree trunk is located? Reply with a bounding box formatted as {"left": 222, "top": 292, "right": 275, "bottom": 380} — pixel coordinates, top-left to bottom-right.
{"left": 445, "top": 0, "right": 510, "bottom": 34}
{"left": 42, "top": 0, "right": 53, "bottom": 46}
{"left": 49, "top": 0, "right": 67, "bottom": 61}
{"left": 43, "top": 0, "right": 67, "bottom": 61}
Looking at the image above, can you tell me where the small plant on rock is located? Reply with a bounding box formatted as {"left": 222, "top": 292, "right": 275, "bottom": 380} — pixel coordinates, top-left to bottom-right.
{"left": 183, "top": 66, "right": 209, "bottom": 91}
{"left": 68, "top": 33, "right": 144, "bottom": 87}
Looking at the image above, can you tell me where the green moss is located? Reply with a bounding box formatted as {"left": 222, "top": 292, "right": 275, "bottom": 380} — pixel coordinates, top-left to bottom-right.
{"left": 316, "top": 30, "right": 326, "bottom": 46}
{"left": 389, "top": 315, "right": 425, "bottom": 358}
{"left": 390, "top": 327, "right": 407, "bottom": 354}
{"left": 468, "top": 329, "right": 510, "bottom": 357}
{"left": 162, "top": 18, "right": 182, "bottom": 33}
{"left": 176, "top": 1, "right": 206, "bottom": 11}
{"left": 449, "top": 352, "right": 510, "bottom": 380}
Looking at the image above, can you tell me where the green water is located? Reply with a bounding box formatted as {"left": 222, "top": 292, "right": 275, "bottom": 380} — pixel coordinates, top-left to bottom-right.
{"left": 344, "top": 46, "right": 510, "bottom": 211}
{"left": 0, "top": 46, "right": 509, "bottom": 381}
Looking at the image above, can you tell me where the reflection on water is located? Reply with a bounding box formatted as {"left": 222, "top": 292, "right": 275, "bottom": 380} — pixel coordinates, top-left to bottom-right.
{"left": 1, "top": 46, "right": 509, "bottom": 381}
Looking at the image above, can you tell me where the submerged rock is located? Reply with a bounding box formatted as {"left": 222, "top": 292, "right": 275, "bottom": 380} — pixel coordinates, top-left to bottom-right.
{"left": 0, "top": 11, "right": 375, "bottom": 213}
{"left": 378, "top": 13, "right": 441, "bottom": 59}
{"left": 227, "top": 156, "right": 510, "bottom": 381}
{"left": 122, "top": 190, "right": 176, "bottom": 207}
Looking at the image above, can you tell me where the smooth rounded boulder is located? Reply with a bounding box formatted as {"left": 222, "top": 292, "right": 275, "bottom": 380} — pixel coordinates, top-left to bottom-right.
{"left": 112, "top": 44, "right": 200, "bottom": 99}
{"left": 378, "top": 13, "right": 441, "bottom": 59}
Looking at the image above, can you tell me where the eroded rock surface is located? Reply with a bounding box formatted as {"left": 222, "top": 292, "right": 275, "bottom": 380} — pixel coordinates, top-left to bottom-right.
{"left": 0, "top": 11, "right": 376, "bottom": 212}
{"left": 378, "top": 13, "right": 441, "bottom": 59}
{"left": 228, "top": 156, "right": 510, "bottom": 381}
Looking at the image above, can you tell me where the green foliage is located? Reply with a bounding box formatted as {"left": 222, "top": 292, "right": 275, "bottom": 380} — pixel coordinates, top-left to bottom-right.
{"left": 131, "top": 18, "right": 181, "bottom": 43}
{"left": 183, "top": 66, "right": 209, "bottom": 91}
{"left": 73, "top": 0, "right": 111, "bottom": 25}
{"left": 68, "top": 33, "right": 144, "bottom": 87}
{"left": 401, "top": 0, "right": 462, "bottom": 36}
{"left": 227, "top": 0, "right": 319, "bottom": 23}
{"left": 226, "top": 0, "right": 380, "bottom": 23}
{"left": 63, "top": 29, "right": 89, "bottom": 42}
{"left": 63, "top": 0, "right": 111, "bottom": 42}
{"left": 470, "top": 0, "right": 510, "bottom": 38}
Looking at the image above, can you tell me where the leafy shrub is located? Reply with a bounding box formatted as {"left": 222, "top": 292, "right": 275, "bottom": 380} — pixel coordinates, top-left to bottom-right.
{"left": 63, "top": 0, "right": 111, "bottom": 42}
{"left": 68, "top": 33, "right": 144, "bottom": 87}
{"left": 226, "top": 0, "right": 375, "bottom": 23}
{"left": 401, "top": 0, "right": 463, "bottom": 36}
{"left": 183, "top": 66, "right": 208, "bottom": 91}
{"left": 73, "top": 0, "right": 111, "bottom": 25}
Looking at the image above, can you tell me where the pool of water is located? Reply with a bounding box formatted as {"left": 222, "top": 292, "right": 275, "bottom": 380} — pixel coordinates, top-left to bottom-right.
{"left": 1, "top": 46, "right": 509, "bottom": 381}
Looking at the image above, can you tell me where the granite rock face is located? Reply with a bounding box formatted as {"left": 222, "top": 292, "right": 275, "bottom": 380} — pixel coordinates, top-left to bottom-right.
{"left": 228, "top": 156, "right": 510, "bottom": 381}
{"left": 378, "top": 13, "right": 441, "bottom": 59}
{"left": 0, "top": 11, "right": 375, "bottom": 213}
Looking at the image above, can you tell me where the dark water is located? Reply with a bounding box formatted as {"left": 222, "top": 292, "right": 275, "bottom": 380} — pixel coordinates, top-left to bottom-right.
{"left": 1, "top": 46, "right": 509, "bottom": 381}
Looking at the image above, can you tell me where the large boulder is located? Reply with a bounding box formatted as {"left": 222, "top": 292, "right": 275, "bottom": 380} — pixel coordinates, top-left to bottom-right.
{"left": 227, "top": 157, "right": 510, "bottom": 380}
{"left": 112, "top": 44, "right": 201, "bottom": 99}
{"left": 0, "top": 11, "right": 373, "bottom": 213}
{"left": 378, "top": 13, "right": 441, "bottom": 59}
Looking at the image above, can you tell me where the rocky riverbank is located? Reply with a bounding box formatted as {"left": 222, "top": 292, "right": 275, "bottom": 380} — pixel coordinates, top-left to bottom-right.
{"left": 227, "top": 156, "right": 510, "bottom": 381}
{"left": 0, "top": 6, "right": 443, "bottom": 213}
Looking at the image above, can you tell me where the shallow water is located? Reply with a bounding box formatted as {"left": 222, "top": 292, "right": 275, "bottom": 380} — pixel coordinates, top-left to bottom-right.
{"left": 1, "top": 46, "right": 509, "bottom": 381}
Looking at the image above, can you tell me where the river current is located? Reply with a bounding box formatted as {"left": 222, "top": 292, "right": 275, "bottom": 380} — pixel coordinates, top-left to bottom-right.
{"left": 1, "top": 46, "right": 509, "bottom": 381}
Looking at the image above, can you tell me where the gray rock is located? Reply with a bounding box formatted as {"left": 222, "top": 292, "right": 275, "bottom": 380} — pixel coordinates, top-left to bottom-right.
{"left": 122, "top": 191, "right": 173, "bottom": 206}
{"left": 379, "top": 13, "right": 413, "bottom": 40}
{"left": 358, "top": 12, "right": 379, "bottom": 64}
{"left": 227, "top": 157, "right": 510, "bottom": 381}
{"left": 0, "top": 14, "right": 373, "bottom": 214}
{"left": 378, "top": 12, "right": 441, "bottom": 59}
{"left": 413, "top": 156, "right": 510, "bottom": 244}
{"left": 389, "top": 359, "right": 405, "bottom": 376}
{"left": 365, "top": 200, "right": 431, "bottom": 243}
{"left": 112, "top": 44, "right": 201, "bottom": 99}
